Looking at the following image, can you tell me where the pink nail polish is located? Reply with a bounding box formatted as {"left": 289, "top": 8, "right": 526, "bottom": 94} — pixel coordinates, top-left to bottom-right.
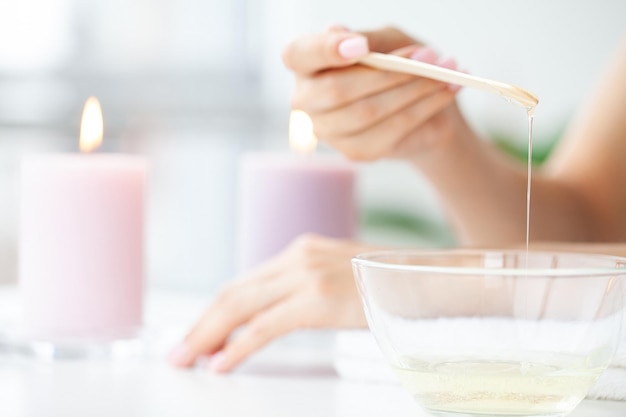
{"left": 436, "top": 58, "right": 462, "bottom": 92}
{"left": 410, "top": 47, "right": 438, "bottom": 64}
{"left": 338, "top": 36, "right": 369, "bottom": 59}
{"left": 167, "top": 343, "right": 190, "bottom": 366}
{"left": 327, "top": 24, "right": 351, "bottom": 33}
{"left": 207, "top": 351, "right": 228, "bottom": 373}
{"left": 438, "top": 57, "right": 458, "bottom": 70}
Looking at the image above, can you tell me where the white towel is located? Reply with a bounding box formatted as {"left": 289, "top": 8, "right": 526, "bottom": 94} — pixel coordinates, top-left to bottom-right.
{"left": 333, "top": 326, "right": 626, "bottom": 401}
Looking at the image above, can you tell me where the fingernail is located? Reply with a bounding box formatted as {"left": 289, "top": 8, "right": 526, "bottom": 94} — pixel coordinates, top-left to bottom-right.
{"left": 327, "top": 24, "right": 351, "bottom": 33}
{"left": 338, "top": 36, "right": 369, "bottom": 59}
{"left": 438, "top": 57, "right": 458, "bottom": 70}
{"left": 437, "top": 58, "right": 462, "bottom": 92}
{"left": 168, "top": 343, "right": 190, "bottom": 366}
{"left": 207, "top": 351, "right": 228, "bottom": 373}
{"left": 410, "top": 47, "right": 438, "bottom": 64}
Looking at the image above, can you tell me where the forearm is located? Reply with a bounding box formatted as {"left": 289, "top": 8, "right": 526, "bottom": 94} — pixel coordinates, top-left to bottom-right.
{"left": 542, "top": 36, "right": 626, "bottom": 242}
{"left": 410, "top": 105, "right": 596, "bottom": 245}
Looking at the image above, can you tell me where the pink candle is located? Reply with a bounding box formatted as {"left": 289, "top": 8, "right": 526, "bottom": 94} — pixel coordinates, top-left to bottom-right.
{"left": 19, "top": 98, "right": 147, "bottom": 338}
{"left": 237, "top": 111, "right": 357, "bottom": 272}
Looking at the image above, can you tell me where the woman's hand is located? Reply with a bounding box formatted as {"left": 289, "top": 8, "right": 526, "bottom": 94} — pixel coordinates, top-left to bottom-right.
{"left": 282, "top": 26, "right": 462, "bottom": 161}
{"left": 168, "top": 235, "right": 380, "bottom": 373}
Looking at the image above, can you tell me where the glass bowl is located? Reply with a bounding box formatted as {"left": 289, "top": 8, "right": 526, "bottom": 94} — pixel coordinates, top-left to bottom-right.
{"left": 352, "top": 249, "right": 626, "bottom": 417}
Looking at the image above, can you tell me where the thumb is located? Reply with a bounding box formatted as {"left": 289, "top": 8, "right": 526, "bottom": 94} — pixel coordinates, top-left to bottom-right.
{"left": 360, "top": 26, "right": 420, "bottom": 53}
{"left": 282, "top": 31, "right": 369, "bottom": 75}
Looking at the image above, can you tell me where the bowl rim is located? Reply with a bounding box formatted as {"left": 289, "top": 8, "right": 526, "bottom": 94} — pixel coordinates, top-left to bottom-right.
{"left": 352, "top": 248, "right": 626, "bottom": 277}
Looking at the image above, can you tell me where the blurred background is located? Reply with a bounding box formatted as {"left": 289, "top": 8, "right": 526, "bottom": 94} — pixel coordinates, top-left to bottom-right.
{"left": 0, "top": 0, "right": 624, "bottom": 291}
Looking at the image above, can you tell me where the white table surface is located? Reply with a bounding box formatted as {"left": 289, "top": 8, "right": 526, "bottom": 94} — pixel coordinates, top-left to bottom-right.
{"left": 1, "top": 286, "right": 625, "bottom": 417}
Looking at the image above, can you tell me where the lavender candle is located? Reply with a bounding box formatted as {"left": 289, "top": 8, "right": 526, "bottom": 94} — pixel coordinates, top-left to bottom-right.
{"left": 237, "top": 111, "right": 357, "bottom": 272}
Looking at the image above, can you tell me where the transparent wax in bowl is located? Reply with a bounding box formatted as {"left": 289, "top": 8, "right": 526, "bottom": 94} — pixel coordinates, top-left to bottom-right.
{"left": 352, "top": 250, "right": 626, "bottom": 417}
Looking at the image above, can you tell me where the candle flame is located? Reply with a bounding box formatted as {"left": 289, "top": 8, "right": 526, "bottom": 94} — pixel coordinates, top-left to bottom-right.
{"left": 79, "top": 97, "right": 103, "bottom": 153}
{"left": 289, "top": 110, "right": 317, "bottom": 154}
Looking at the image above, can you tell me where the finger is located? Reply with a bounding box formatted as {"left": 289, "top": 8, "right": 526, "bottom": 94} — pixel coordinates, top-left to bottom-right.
{"left": 436, "top": 57, "right": 462, "bottom": 92}
{"left": 282, "top": 25, "right": 419, "bottom": 75}
{"left": 282, "top": 31, "right": 369, "bottom": 75}
{"left": 169, "top": 258, "right": 289, "bottom": 367}
{"left": 311, "top": 50, "right": 442, "bottom": 138}
{"left": 326, "top": 24, "right": 351, "bottom": 33}
{"left": 360, "top": 26, "right": 420, "bottom": 53}
{"left": 332, "top": 87, "right": 457, "bottom": 161}
{"left": 293, "top": 45, "right": 428, "bottom": 113}
{"left": 206, "top": 297, "right": 311, "bottom": 373}
{"left": 314, "top": 78, "right": 446, "bottom": 139}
